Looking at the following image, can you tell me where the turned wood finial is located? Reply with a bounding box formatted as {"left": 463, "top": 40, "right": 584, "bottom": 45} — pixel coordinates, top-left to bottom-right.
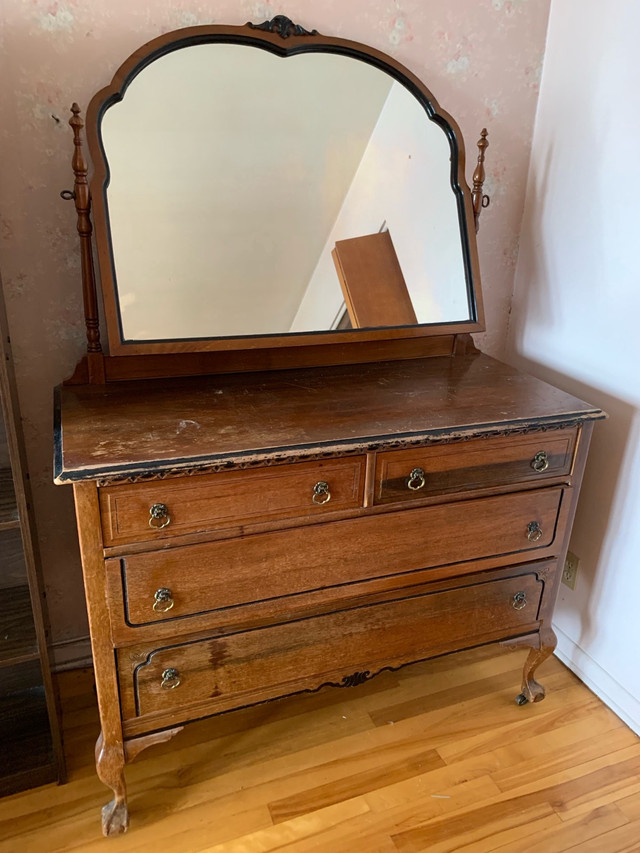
{"left": 472, "top": 128, "right": 490, "bottom": 233}
{"left": 67, "top": 103, "right": 102, "bottom": 356}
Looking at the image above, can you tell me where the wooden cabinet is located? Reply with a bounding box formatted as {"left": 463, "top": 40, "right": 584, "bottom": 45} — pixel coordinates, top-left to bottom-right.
{"left": 0, "top": 290, "right": 64, "bottom": 795}
{"left": 56, "top": 353, "right": 603, "bottom": 835}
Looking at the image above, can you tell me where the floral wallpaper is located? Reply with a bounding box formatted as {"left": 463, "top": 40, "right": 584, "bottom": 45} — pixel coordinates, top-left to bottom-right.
{"left": 0, "top": 0, "right": 551, "bottom": 656}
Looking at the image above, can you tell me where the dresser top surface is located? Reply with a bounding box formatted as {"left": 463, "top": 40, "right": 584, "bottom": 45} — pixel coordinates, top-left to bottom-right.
{"left": 55, "top": 354, "right": 603, "bottom": 483}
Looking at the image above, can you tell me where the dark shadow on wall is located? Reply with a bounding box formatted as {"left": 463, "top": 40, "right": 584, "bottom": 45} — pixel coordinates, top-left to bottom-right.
{"left": 501, "top": 352, "right": 637, "bottom": 653}
{"left": 501, "top": 59, "right": 633, "bottom": 656}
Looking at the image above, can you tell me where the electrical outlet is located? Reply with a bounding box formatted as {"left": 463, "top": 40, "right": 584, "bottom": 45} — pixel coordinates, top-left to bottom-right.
{"left": 562, "top": 551, "right": 580, "bottom": 590}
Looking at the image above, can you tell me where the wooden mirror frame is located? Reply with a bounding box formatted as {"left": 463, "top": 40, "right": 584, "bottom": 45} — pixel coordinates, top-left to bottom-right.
{"left": 66, "top": 17, "right": 487, "bottom": 371}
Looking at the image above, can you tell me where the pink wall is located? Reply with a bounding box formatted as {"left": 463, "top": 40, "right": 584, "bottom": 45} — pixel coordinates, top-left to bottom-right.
{"left": 0, "top": 0, "right": 551, "bottom": 660}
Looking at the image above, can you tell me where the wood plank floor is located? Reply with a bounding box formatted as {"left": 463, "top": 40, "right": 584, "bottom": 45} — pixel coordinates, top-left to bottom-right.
{"left": 1, "top": 646, "right": 639, "bottom": 852}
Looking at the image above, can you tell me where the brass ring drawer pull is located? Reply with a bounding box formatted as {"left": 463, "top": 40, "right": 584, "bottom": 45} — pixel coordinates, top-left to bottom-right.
{"left": 526, "top": 521, "right": 543, "bottom": 542}
{"left": 531, "top": 451, "right": 549, "bottom": 473}
{"left": 153, "top": 588, "right": 174, "bottom": 613}
{"left": 149, "top": 502, "right": 171, "bottom": 529}
{"left": 161, "top": 668, "right": 181, "bottom": 690}
{"left": 312, "top": 481, "right": 331, "bottom": 505}
{"left": 407, "top": 468, "right": 426, "bottom": 491}
{"left": 512, "top": 591, "right": 527, "bottom": 610}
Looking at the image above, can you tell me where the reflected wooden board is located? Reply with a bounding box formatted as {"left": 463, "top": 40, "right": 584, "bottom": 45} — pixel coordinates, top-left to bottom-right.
{"left": 332, "top": 232, "right": 418, "bottom": 329}
{"left": 1, "top": 645, "right": 638, "bottom": 851}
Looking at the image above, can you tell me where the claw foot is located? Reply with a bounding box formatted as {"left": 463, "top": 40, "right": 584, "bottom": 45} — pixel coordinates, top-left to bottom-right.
{"left": 102, "top": 797, "right": 129, "bottom": 836}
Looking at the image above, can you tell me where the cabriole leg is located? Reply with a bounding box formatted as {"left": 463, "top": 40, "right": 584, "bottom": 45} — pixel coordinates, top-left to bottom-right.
{"left": 516, "top": 626, "right": 557, "bottom": 705}
{"left": 95, "top": 731, "right": 129, "bottom": 836}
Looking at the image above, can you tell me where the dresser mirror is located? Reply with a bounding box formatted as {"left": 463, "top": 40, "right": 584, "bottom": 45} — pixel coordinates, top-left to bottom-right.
{"left": 76, "top": 19, "right": 486, "bottom": 356}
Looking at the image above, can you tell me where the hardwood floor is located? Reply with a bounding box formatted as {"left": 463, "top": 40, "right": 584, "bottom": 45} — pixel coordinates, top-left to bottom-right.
{"left": 1, "top": 645, "right": 639, "bottom": 852}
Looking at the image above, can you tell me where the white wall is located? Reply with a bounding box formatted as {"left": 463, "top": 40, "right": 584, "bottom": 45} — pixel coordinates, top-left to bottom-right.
{"left": 507, "top": 0, "right": 640, "bottom": 733}
{"left": 291, "top": 81, "right": 468, "bottom": 332}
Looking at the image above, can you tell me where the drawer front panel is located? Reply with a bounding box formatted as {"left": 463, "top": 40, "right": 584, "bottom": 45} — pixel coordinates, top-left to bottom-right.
{"left": 130, "top": 572, "right": 544, "bottom": 719}
{"left": 100, "top": 457, "right": 366, "bottom": 545}
{"left": 375, "top": 429, "right": 577, "bottom": 505}
{"left": 116, "top": 487, "right": 563, "bottom": 626}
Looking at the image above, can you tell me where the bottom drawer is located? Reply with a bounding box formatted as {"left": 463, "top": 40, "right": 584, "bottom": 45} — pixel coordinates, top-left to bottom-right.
{"left": 125, "top": 571, "right": 544, "bottom": 723}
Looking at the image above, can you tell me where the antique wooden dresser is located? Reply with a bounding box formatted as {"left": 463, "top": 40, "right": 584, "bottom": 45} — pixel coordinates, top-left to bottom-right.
{"left": 54, "top": 18, "right": 604, "bottom": 835}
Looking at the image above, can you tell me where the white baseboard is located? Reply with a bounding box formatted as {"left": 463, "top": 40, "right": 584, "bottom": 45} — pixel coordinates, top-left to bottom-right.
{"left": 49, "top": 635, "right": 93, "bottom": 672}
{"left": 554, "top": 624, "right": 640, "bottom": 737}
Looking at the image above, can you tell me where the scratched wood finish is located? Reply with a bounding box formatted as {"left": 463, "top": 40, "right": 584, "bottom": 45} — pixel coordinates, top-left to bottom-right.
{"left": 55, "top": 354, "right": 601, "bottom": 483}
{"left": 375, "top": 429, "right": 577, "bottom": 505}
{"left": 1, "top": 645, "right": 638, "bottom": 852}
{"left": 100, "top": 456, "right": 366, "bottom": 546}
{"left": 112, "top": 487, "right": 562, "bottom": 632}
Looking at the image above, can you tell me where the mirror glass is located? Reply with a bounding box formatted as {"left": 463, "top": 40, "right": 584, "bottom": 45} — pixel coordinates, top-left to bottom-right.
{"left": 100, "top": 43, "right": 472, "bottom": 342}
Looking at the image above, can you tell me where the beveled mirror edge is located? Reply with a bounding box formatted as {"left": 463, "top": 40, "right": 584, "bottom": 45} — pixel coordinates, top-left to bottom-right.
{"left": 82, "top": 20, "right": 485, "bottom": 359}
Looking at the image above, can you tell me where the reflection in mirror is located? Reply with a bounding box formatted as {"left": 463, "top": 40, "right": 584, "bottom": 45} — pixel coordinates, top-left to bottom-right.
{"left": 332, "top": 231, "right": 418, "bottom": 329}
{"left": 100, "top": 43, "right": 471, "bottom": 342}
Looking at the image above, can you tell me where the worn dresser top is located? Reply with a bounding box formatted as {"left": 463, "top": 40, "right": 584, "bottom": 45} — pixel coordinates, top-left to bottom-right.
{"left": 55, "top": 354, "right": 603, "bottom": 483}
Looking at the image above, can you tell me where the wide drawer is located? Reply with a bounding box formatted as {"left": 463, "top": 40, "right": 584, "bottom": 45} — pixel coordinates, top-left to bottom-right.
{"left": 113, "top": 487, "right": 563, "bottom": 626}
{"left": 375, "top": 429, "right": 577, "bottom": 505}
{"left": 100, "top": 456, "right": 366, "bottom": 546}
{"left": 127, "top": 572, "right": 544, "bottom": 720}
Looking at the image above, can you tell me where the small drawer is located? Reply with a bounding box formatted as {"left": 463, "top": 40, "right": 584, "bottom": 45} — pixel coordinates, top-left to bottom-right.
{"left": 125, "top": 572, "right": 544, "bottom": 721}
{"left": 375, "top": 429, "right": 577, "bottom": 505}
{"left": 110, "top": 486, "right": 563, "bottom": 627}
{"left": 100, "top": 457, "right": 366, "bottom": 545}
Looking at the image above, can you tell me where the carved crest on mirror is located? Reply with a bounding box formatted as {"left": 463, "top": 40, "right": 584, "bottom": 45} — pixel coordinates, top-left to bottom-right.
{"left": 246, "top": 15, "right": 319, "bottom": 38}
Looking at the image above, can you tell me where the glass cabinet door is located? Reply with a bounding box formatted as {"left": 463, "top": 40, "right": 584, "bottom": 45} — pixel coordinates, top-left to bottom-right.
{"left": 0, "top": 289, "right": 63, "bottom": 795}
